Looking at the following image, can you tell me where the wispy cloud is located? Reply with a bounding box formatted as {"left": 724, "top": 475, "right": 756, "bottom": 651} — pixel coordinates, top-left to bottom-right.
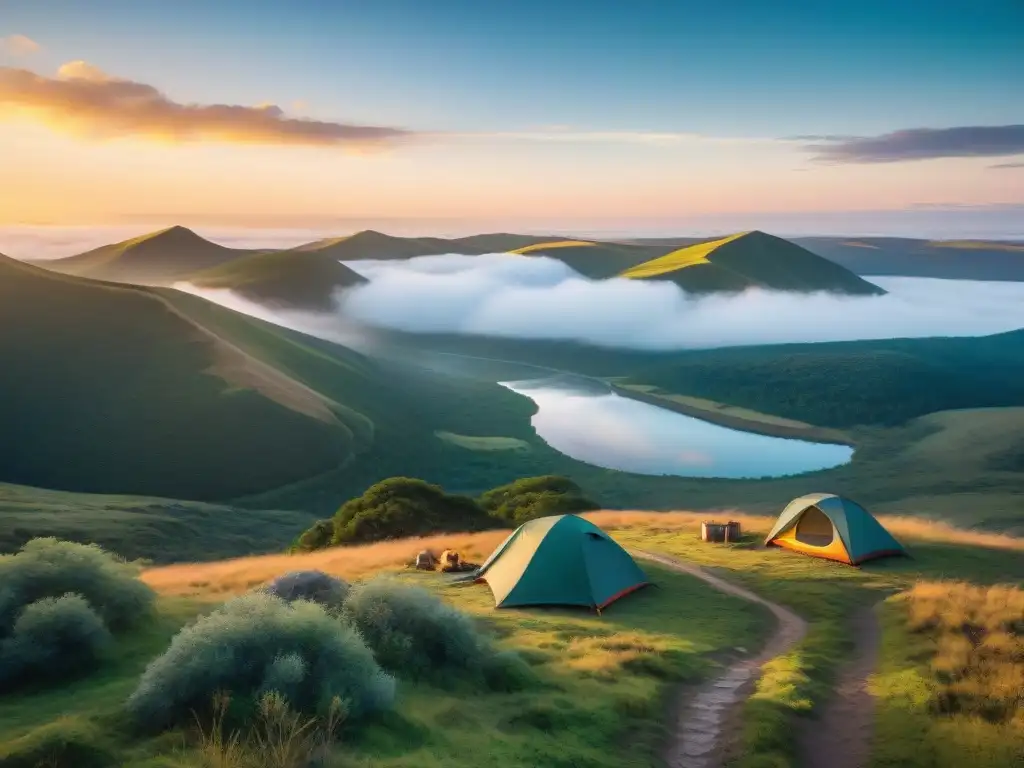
{"left": 0, "top": 61, "right": 413, "bottom": 147}
{"left": 0, "top": 34, "right": 40, "bottom": 57}
{"left": 990, "top": 161, "right": 1024, "bottom": 169}
{"left": 802, "top": 125, "right": 1024, "bottom": 164}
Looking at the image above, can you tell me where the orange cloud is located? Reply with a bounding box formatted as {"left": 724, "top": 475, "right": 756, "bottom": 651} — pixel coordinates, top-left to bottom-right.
{"left": 0, "top": 35, "right": 40, "bottom": 57}
{"left": 0, "top": 61, "right": 413, "bottom": 147}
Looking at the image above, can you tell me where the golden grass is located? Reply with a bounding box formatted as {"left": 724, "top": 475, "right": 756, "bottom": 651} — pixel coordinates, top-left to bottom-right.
{"left": 620, "top": 232, "right": 747, "bottom": 278}
{"left": 142, "top": 510, "right": 1024, "bottom": 601}
{"left": 901, "top": 581, "right": 1024, "bottom": 723}
{"left": 142, "top": 531, "right": 512, "bottom": 598}
{"left": 508, "top": 240, "right": 597, "bottom": 254}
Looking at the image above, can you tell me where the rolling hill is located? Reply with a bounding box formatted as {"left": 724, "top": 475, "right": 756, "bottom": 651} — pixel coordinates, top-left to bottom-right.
{"left": 291, "top": 229, "right": 461, "bottom": 260}
{"left": 792, "top": 237, "right": 1024, "bottom": 281}
{"left": 188, "top": 250, "right": 368, "bottom": 310}
{"left": 620, "top": 230, "right": 887, "bottom": 295}
{"left": 0, "top": 253, "right": 372, "bottom": 500}
{"left": 33, "top": 226, "right": 259, "bottom": 285}
{"left": 509, "top": 239, "right": 664, "bottom": 279}
{"left": 626, "top": 328, "right": 1024, "bottom": 428}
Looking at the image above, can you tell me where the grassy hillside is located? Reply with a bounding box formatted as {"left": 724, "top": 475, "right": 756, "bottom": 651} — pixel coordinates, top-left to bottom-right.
{"left": 0, "top": 254, "right": 376, "bottom": 500}
{"left": 510, "top": 239, "right": 660, "bottom": 279}
{"left": 628, "top": 328, "right": 1024, "bottom": 428}
{"left": 450, "top": 232, "right": 557, "bottom": 252}
{"left": 188, "top": 250, "right": 368, "bottom": 310}
{"left": 622, "top": 230, "right": 886, "bottom": 295}
{"left": 0, "top": 254, "right": 549, "bottom": 505}
{"left": 793, "top": 237, "right": 1024, "bottom": 281}
{"left": 34, "top": 226, "right": 257, "bottom": 284}
{"left": 292, "top": 229, "right": 462, "bottom": 260}
{"left": 0, "top": 482, "right": 313, "bottom": 564}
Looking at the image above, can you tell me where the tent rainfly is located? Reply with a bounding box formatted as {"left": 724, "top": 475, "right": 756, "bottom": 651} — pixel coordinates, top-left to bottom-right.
{"left": 471, "top": 515, "right": 649, "bottom": 610}
{"left": 764, "top": 493, "right": 906, "bottom": 565}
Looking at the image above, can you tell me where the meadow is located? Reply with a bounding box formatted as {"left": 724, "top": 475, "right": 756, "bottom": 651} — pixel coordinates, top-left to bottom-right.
{"left": 3, "top": 512, "right": 1020, "bottom": 768}
{"left": 0, "top": 528, "right": 770, "bottom": 768}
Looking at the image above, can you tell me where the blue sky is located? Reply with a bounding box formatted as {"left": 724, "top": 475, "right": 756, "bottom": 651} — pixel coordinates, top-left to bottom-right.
{"left": 7, "top": 0, "right": 1022, "bottom": 133}
{"left": 1, "top": 0, "right": 1022, "bottom": 234}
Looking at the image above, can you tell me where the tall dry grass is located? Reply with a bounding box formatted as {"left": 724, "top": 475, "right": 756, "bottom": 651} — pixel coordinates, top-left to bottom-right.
{"left": 904, "top": 581, "right": 1024, "bottom": 724}
{"left": 188, "top": 691, "right": 344, "bottom": 768}
{"left": 142, "top": 531, "right": 511, "bottom": 598}
{"left": 141, "top": 510, "right": 1024, "bottom": 600}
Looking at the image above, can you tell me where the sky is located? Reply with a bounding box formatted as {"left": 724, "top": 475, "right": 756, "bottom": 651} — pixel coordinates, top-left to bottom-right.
{"left": 1, "top": 0, "right": 1023, "bottom": 238}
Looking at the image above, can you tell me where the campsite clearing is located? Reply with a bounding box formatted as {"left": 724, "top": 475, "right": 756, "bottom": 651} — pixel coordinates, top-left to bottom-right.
{"left": 3, "top": 511, "right": 1021, "bottom": 768}
{"left": 0, "top": 529, "right": 770, "bottom": 768}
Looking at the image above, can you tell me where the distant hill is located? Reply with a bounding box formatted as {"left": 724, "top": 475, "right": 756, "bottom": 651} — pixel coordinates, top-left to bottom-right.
{"left": 292, "top": 230, "right": 566, "bottom": 261}
{"left": 621, "top": 231, "right": 886, "bottom": 295}
{"left": 509, "top": 240, "right": 663, "bottom": 279}
{"left": 189, "top": 250, "right": 368, "bottom": 310}
{"left": 792, "top": 237, "right": 1024, "bottom": 282}
{"left": 450, "top": 233, "right": 557, "bottom": 252}
{"left": 629, "top": 328, "right": 1024, "bottom": 428}
{"left": 34, "top": 226, "right": 258, "bottom": 285}
{"left": 292, "top": 230, "right": 460, "bottom": 260}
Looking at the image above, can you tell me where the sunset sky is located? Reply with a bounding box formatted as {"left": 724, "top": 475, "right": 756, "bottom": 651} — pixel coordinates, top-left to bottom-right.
{"left": 1, "top": 0, "right": 1022, "bottom": 237}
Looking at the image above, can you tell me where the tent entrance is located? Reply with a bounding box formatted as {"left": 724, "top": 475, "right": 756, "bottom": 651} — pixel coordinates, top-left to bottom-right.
{"left": 794, "top": 506, "right": 835, "bottom": 547}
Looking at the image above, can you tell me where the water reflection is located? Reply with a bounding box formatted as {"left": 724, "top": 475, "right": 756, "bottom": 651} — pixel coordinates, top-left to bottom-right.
{"left": 501, "top": 378, "right": 852, "bottom": 479}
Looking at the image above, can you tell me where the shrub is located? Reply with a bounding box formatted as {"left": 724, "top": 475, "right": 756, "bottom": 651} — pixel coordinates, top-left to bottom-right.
{"left": 0, "top": 538, "right": 154, "bottom": 635}
{"left": 0, "top": 594, "right": 112, "bottom": 687}
{"left": 330, "top": 477, "right": 495, "bottom": 546}
{"left": 479, "top": 475, "right": 599, "bottom": 524}
{"left": 341, "top": 577, "right": 532, "bottom": 690}
{"left": 264, "top": 571, "right": 349, "bottom": 612}
{"left": 293, "top": 519, "right": 333, "bottom": 552}
{"left": 126, "top": 592, "right": 395, "bottom": 730}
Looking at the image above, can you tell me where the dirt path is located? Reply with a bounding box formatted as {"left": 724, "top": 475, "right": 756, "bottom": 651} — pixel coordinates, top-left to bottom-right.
{"left": 800, "top": 603, "right": 881, "bottom": 768}
{"left": 631, "top": 550, "right": 808, "bottom": 768}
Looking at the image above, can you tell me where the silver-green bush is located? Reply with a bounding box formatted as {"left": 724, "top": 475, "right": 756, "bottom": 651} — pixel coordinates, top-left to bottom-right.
{"left": 0, "top": 594, "right": 112, "bottom": 686}
{"left": 0, "top": 538, "right": 154, "bottom": 634}
{"left": 341, "top": 577, "right": 533, "bottom": 689}
{"left": 264, "top": 570, "right": 349, "bottom": 613}
{"left": 125, "top": 592, "right": 395, "bottom": 729}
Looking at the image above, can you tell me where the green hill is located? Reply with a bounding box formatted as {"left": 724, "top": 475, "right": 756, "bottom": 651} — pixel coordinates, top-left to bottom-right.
{"left": 621, "top": 230, "right": 886, "bottom": 295}
{"left": 35, "top": 226, "right": 258, "bottom": 285}
{"left": 188, "top": 250, "right": 368, "bottom": 310}
{"left": 292, "top": 230, "right": 460, "bottom": 260}
{"left": 510, "top": 239, "right": 661, "bottom": 279}
{"left": 792, "top": 236, "right": 1024, "bottom": 281}
{"left": 628, "top": 328, "right": 1024, "bottom": 428}
{"left": 0, "top": 254, "right": 375, "bottom": 500}
{"left": 450, "top": 232, "right": 557, "bottom": 252}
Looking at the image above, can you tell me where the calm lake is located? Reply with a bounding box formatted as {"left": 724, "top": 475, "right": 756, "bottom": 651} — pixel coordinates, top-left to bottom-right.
{"left": 500, "top": 377, "right": 852, "bottom": 479}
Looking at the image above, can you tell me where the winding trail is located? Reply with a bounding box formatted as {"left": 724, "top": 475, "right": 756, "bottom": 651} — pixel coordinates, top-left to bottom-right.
{"left": 800, "top": 603, "right": 881, "bottom": 768}
{"left": 631, "top": 550, "right": 808, "bottom": 768}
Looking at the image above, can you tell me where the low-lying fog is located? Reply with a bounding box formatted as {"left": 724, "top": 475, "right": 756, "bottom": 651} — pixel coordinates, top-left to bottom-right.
{"left": 178, "top": 252, "right": 1024, "bottom": 352}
